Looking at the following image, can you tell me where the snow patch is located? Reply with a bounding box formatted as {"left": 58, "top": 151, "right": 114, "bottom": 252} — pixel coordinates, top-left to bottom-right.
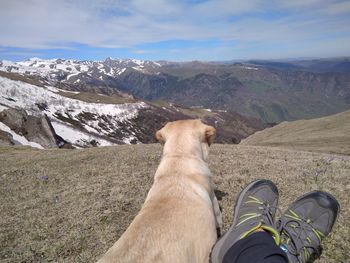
{"left": 46, "top": 86, "right": 59, "bottom": 93}
{"left": 116, "top": 68, "right": 126, "bottom": 75}
{"left": 123, "top": 135, "right": 137, "bottom": 144}
{"left": 52, "top": 121, "right": 113, "bottom": 147}
{"left": 0, "top": 105, "right": 8, "bottom": 112}
{"left": 242, "top": 66, "right": 259, "bottom": 70}
{"left": 66, "top": 72, "right": 80, "bottom": 80}
{"left": 58, "top": 89, "right": 80, "bottom": 94}
{"left": 131, "top": 59, "right": 144, "bottom": 66}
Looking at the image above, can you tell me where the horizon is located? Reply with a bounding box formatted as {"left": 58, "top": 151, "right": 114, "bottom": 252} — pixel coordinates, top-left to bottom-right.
{"left": 2, "top": 55, "right": 350, "bottom": 63}
{"left": 1, "top": 0, "right": 350, "bottom": 61}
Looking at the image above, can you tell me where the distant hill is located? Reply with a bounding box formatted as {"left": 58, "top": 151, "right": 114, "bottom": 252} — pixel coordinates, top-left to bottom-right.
{"left": 247, "top": 57, "right": 350, "bottom": 73}
{"left": 1, "top": 57, "right": 350, "bottom": 123}
{"left": 241, "top": 110, "right": 350, "bottom": 155}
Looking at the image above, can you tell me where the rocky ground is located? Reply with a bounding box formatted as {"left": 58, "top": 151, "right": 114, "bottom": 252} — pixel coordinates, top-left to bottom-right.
{"left": 0, "top": 144, "right": 349, "bottom": 262}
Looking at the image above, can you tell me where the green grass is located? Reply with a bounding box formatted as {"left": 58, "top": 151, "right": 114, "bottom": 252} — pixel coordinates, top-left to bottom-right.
{"left": 0, "top": 144, "right": 349, "bottom": 262}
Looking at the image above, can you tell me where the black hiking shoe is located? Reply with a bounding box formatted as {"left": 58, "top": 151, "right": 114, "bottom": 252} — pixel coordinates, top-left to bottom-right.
{"left": 211, "top": 179, "right": 280, "bottom": 263}
{"left": 278, "top": 191, "right": 340, "bottom": 263}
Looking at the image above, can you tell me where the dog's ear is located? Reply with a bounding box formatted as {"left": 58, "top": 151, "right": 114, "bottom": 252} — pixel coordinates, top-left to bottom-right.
{"left": 155, "top": 129, "right": 165, "bottom": 145}
{"left": 205, "top": 125, "right": 216, "bottom": 146}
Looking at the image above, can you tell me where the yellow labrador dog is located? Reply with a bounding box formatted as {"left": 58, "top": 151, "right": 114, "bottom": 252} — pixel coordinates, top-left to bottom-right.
{"left": 97, "top": 119, "right": 222, "bottom": 263}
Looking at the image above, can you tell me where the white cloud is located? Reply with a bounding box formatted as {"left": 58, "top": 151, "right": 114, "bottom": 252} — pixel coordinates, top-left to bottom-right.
{"left": 277, "top": 0, "right": 328, "bottom": 8}
{"left": 0, "top": 0, "right": 349, "bottom": 59}
{"left": 131, "top": 49, "right": 153, "bottom": 54}
{"left": 0, "top": 50, "right": 42, "bottom": 57}
{"left": 324, "top": 1, "right": 350, "bottom": 14}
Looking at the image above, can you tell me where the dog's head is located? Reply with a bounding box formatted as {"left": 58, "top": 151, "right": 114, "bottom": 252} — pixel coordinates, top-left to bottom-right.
{"left": 155, "top": 119, "right": 216, "bottom": 160}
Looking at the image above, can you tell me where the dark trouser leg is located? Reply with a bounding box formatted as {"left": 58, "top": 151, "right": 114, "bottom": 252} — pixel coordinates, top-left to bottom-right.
{"left": 222, "top": 232, "right": 288, "bottom": 263}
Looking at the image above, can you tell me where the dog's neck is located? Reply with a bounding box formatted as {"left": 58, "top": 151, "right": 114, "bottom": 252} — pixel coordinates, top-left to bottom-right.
{"left": 161, "top": 136, "right": 208, "bottom": 162}
{"left": 153, "top": 137, "right": 211, "bottom": 183}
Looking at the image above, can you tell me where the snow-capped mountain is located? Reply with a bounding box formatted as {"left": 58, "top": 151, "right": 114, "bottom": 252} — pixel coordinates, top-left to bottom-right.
{"left": 0, "top": 57, "right": 162, "bottom": 85}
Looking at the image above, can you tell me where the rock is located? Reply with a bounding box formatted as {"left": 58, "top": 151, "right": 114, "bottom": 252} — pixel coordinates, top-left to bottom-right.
{"left": 0, "top": 129, "right": 13, "bottom": 146}
{"left": 0, "top": 108, "right": 67, "bottom": 148}
{"left": 24, "top": 114, "right": 59, "bottom": 148}
{"left": 0, "top": 108, "right": 27, "bottom": 135}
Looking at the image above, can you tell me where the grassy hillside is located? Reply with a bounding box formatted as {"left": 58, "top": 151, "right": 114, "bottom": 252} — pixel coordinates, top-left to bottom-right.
{"left": 0, "top": 144, "right": 349, "bottom": 262}
{"left": 241, "top": 110, "right": 350, "bottom": 155}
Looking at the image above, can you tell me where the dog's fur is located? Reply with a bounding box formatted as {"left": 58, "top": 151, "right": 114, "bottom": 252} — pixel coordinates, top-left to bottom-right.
{"left": 97, "top": 119, "right": 222, "bottom": 263}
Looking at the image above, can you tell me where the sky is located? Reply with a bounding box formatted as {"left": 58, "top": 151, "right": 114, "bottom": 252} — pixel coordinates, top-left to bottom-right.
{"left": 0, "top": 0, "right": 350, "bottom": 61}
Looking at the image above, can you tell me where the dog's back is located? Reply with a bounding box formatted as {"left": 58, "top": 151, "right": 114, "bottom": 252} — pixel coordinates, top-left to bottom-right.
{"left": 97, "top": 120, "right": 220, "bottom": 263}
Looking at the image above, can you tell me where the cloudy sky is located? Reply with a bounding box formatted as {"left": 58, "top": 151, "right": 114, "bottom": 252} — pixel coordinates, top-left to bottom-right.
{"left": 0, "top": 0, "right": 350, "bottom": 61}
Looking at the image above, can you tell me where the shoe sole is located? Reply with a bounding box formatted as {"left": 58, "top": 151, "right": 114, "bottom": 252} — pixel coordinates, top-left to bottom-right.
{"left": 210, "top": 179, "right": 278, "bottom": 262}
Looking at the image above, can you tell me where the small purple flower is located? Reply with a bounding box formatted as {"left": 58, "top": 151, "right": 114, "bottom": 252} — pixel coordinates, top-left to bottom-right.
{"left": 39, "top": 175, "right": 49, "bottom": 181}
{"left": 53, "top": 196, "right": 60, "bottom": 204}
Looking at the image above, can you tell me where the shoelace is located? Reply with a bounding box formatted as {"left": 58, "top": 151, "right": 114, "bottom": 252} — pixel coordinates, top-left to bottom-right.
{"left": 236, "top": 196, "right": 275, "bottom": 226}
{"left": 278, "top": 214, "right": 323, "bottom": 262}
{"left": 238, "top": 196, "right": 282, "bottom": 226}
{"left": 237, "top": 196, "right": 281, "bottom": 245}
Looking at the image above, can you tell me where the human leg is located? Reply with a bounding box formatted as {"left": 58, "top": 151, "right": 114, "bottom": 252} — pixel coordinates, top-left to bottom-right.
{"left": 222, "top": 231, "right": 288, "bottom": 263}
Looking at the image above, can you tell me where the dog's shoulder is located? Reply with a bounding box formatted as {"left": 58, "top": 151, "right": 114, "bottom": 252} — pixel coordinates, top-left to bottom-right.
{"left": 189, "top": 179, "right": 212, "bottom": 206}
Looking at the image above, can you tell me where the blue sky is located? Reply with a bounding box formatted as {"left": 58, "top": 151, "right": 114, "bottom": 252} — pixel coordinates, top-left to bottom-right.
{"left": 0, "top": 0, "right": 350, "bottom": 61}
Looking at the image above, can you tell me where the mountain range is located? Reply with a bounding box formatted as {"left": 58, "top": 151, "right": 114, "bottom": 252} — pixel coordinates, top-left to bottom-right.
{"left": 0, "top": 68, "right": 265, "bottom": 148}
{"left": 0, "top": 57, "right": 349, "bottom": 148}
{"left": 1, "top": 57, "right": 349, "bottom": 123}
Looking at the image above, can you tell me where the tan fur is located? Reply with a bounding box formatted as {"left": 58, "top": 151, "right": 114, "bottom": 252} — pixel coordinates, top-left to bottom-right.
{"left": 97, "top": 119, "right": 222, "bottom": 263}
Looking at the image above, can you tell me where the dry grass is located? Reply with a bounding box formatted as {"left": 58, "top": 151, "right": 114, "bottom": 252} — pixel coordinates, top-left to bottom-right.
{"left": 241, "top": 110, "right": 350, "bottom": 155}
{"left": 0, "top": 144, "right": 349, "bottom": 263}
{"left": 0, "top": 71, "right": 45, "bottom": 88}
{"left": 57, "top": 91, "right": 135, "bottom": 104}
